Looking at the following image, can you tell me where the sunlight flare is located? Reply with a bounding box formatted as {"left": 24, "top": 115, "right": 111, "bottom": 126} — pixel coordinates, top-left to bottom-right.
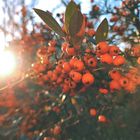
{"left": 0, "top": 51, "right": 16, "bottom": 76}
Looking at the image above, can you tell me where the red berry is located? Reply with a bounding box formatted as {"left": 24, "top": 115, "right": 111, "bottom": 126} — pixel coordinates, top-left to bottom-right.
{"left": 90, "top": 108, "right": 97, "bottom": 116}
{"left": 98, "top": 115, "right": 107, "bottom": 123}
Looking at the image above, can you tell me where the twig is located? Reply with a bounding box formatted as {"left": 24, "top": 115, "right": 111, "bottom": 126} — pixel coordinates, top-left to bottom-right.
{"left": 93, "top": 67, "right": 105, "bottom": 72}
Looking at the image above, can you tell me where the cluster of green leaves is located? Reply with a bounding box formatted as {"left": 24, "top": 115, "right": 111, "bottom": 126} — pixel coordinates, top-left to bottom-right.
{"left": 34, "top": 1, "right": 109, "bottom": 45}
{"left": 34, "top": 1, "right": 83, "bottom": 38}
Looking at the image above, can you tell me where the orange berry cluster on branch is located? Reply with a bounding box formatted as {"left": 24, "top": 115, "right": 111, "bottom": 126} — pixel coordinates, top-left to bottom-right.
{"left": 20, "top": 1, "right": 140, "bottom": 135}
{"left": 0, "top": 1, "right": 139, "bottom": 139}
{"left": 109, "top": 67, "right": 140, "bottom": 93}
{"left": 30, "top": 37, "right": 135, "bottom": 96}
{"left": 30, "top": 1, "right": 140, "bottom": 115}
{"left": 96, "top": 42, "right": 125, "bottom": 65}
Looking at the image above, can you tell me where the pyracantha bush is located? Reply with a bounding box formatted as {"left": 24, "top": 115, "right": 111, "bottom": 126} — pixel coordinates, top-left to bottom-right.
{"left": 0, "top": 1, "right": 140, "bottom": 140}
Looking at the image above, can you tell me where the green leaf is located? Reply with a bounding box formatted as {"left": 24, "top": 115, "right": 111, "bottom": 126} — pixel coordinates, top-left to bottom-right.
{"left": 95, "top": 18, "right": 109, "bottom": 44}
{"left": 65, "top": 1, "right": 78, "bottom": 33}
{"left": 33, "top": 8, "right": 65, "bottom": 37}
{"left": 69, "top": 10, "right": 83, "bottom": 37}
{"left": 70, "top": 36, "right": 83, "bottom": 45}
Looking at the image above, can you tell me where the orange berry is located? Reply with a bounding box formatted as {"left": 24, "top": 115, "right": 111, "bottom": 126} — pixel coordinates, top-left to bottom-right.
{"left": 113, "top": 25, "right": 119, "bottom": 32}
{"left": 55, "top": 66, "right": 62, "bottom": 74}
{"left": 86, "top": 21, "right": 93, "bottom": 28}
{"left": 63, "top": 62, "right": 71, "bottom": 72}
{"left": 83, "top": 54, "right": 92, "bottom": 63}
{"left": 94, "top": 5, "right": 99, "bottom": 11}
{"left": 124, "top": 81, "right": 136, "bottom": 93}
{"left": 87, "top": 57, "right": 97, "bottom": 67}
{"left": 128, "top": 67, "right": 138, "bottom": 74}
{"left": 52, "top": 106, "right": 61, "bottom": 113}
{"left": 96, "top": 52, "right": 102, "bottom": 57}
{"left": 119, "top": 77, "right": 129, "bottom": 87}
{"left": 69, "top": 71, "right": 82, "bottom": 83}
{"left": 131, "top": 46, "right": 140, "bottom": 57}
{"left": 109, "top": 80, "right": 121, "bottom": 91}
{"left": 110, "top": 15, "right": 119, "bottom": 22}
{"left": 58, "top": 60, "right": 65, "bottom": 66}
{"left": 47, "top": 46, "right": 56, "bottom": 53}
{"left": 32, "top": 63, "right": 46, "bottom": 73}
{"left": 82, "top": 73, "right": 94, "bottom": 86}
{"left": 73, "top": 60, "right": 85, "bottom": 72}
{"left": 53, "top": 125, "right": 61, "bottom": 135}
{"left": 109, "top": 70, "right": 122, "bottom": 80}
{"left": 66, "top": 47, "right": 75, "bottom": 56}
{"left": 51, "top": 73, "right": 57, "bottom": 81}
{"left": 100, "top": 53, "right": 113, "bottom": 64}
{"left": 130, "top": 74, "right": 140, "bottom": 84}
{"left": 99, "top": 88, "right": 108, "bottom": 94}
{"left": 56, "top": 77, "right": 63, "bottom": 84}
{"left": 125, "top": 73, "right": 131, "bottom": 79}
{"left": 69, "top": 57, "right": 78, "bottom": 67}
{"left": 64, "top": 78, "right": 71, "bottom": 84}
{"left": 109, "top": 45, "right": 120, "bottom": 56}
{"left": 96, "top": 41, "right": 110, "bottom": 54}
{"left": 137, "top": 57, "right": 140, "bottom": 64}
{"left": 86, "top": 28, "right": 96, "bottom": 37}
{"left": 69, "top": 81, "right": 77, "bottom": 89}
{"left": 47, "top": 71, "right": 53, "bottom": 78}
{"left": 43, "top": 74, "right": 49, "bottom": 81}
{"left": 48, "top": 40, "right": 56, "bottom": 47}
{"left": 90, "top": 108, "right": 97, "bottom": 116}
{"left": 38, "top": 64, "right": 46, "bottom": 72}
{"left": 113, "top": 55, "right": 125, "bottom": 66}
{"left": 37, "top": 47, "right": 47, "bottom": 57}
{"left": 41, "top": 57, "right": 49, "bottom": 65}
{"left": 98, "top": 115, "right": 107, "bottom": 123}
{"left": 61, "top": 42, "right": 69, "bottom": 52}
{"left": 121, "top": 11, "right": 130, "bottom": 16}
{"left": 85, "top": 48, "right": 92, "bottom": 53}
{"left": 62, "top": 84, "right": 70, "bottom": 93}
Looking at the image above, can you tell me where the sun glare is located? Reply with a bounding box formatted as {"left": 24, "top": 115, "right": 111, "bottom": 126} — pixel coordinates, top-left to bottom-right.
{"left": 0, "top": 51, "right": 16, "bottom": 76}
